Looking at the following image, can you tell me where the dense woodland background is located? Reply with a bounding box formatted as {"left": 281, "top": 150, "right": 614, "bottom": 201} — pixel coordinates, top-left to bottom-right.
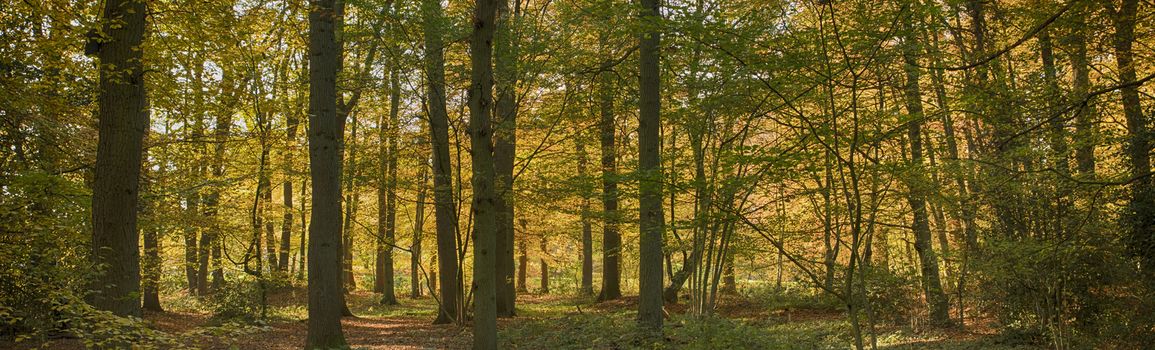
{"left": 2, "top": 0, "right": 1155, "bottom": 348}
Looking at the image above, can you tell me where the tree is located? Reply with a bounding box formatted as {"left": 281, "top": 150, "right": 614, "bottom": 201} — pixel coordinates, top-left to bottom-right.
{"left": 89, "top": 0, "right": 148, "bottom": 318}
{"left": 493, "top": 0, "right": 521, "bottom": 319}
{"left": 422, "top": 0, "right": 463, "bottom": 325}
{"left": 378, "top": 59, "right": 401, "bottom": 306}
{"left": 305, "top": 0, "right": 348, "bottom": 347}
{"left": 596, "top": 29, "right": 622, "bottom": 302}
{"left": 577, "top": 137, "right": 594, "bottom": 296}
{"left": 899, "top": 6, "right": 951, "bottom": 326}
{"left": 1108, "top": 0, "right": 1155, "bottom": 279}
{"left": 636, "top": 0, "right": 665, "bottom": 333}
{"left": 468, "top": 0, "right": 500, "bottom": 347}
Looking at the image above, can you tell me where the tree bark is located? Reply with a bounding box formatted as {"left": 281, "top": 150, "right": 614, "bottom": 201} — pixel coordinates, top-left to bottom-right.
{"left": 1071, "top": 3, "right": 1096, "bottom": 176}
{"left": 412, "top": 161, "right": 429, "bottom": 298}
{"left": 142, "top": 164, "right": 163, "bottom": 312}
{"left": 578, "top": 139, "right": 594, "bottom": 296}
{"left": 280, "top": 110, "right": 299, "bottom": 272}
{"left": 379, "top": 64, "right": 401, "bottom": 305}
{"left": 468, "top": 0, "right": 499, "bottom": 346}
{"left": 493, "top": 0, "right": 521, "bottom": 319}
{"left": 342, "top": 117, "right": 359, "bottom": 291}
{"left": 305, "top": 0, "right": 348, "bottom": 347}
{"left": 539, "top": 235, "right": 549, "bottom": 294}
{"left": 90, "top": 0, "right": 147, "bottom": 318}
{"left": 596, "top": 30, "right": 622, "bottom": 302}
{"left": 637, "top": 0, "right": 665, "bottom": 333}
{"left": 901, "top": 13, "right": 951, "bottom": 326}
{"left": 423, "top": 0, "right": 462, "bottom": 325}
{"left": 1108, "top": 0, "right": 1155, "bottom": 276}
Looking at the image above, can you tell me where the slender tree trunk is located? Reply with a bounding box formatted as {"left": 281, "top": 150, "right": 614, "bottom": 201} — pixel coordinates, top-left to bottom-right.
{"left": 518, "top": 233, "right": 528, "bottom": 293}
{"left": 90, "top": 0, "right": 147, "bottom": 318}
{"left": 376, "top": 120, "right": 389, "bottom": 295}
{"left": 596, "top": 31, "right": 622, "bottom": 302}
{"left": 261, "top": 129, "right": 277, "bottom": 273}
{"left": 184, "top": 194, "right": 200, "bottom": 293}
{"left": 342, "top": 117, "right": 359, "bottom": 291}
{"left": 901, "top": 13, "right": 951, "bottom": 326}
{"left": 305, "top": 0, "right": 348, "bottom": 347}
{"left": 1072, "top": 4, "right": 1096, "bottom": 176}
{"left": 637, "top": 0, "right": 665, "bottom": 333}
{"left": 423, "top": 0, "right": 461, "bottom": 325}
{"left": 468, "top": 0, "right": 499, "bottom": 345}
{"left": 380, "top": 65, "right": 401, "bottom": 305}
{"left": 142, "top": 166, "right": 163, "bottom": 312}
{"left": 539, "top": 235, "right": 549, "bottom": 294}
{"left": 298, "top": 177, "right": 308, "bottom": 281}
{"left": 412, "top": 162, "right": 429, "bottom": 298}
{"left": 280, "top": 112, "right": 299, "bottom": 272}
{"left": 578, "top": 139, "right": 594, "bottom": 296}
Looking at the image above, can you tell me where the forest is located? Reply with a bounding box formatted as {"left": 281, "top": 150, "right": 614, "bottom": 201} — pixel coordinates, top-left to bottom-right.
{"left": 2, "top": 0, "right": 1154, "bottom": 348}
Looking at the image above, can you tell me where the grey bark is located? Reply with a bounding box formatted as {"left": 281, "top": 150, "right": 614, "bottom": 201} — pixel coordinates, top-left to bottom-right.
{"left": 637, "top": 0, "right": 665, "bottom": 333}
{"left": 305, "top": 0, "right": 348, "bottom": 347}
{"left": 468, "top": 0, "right": 499, "bottom": 346}
{"left": 422, "top": 0, "right": 462, "bottom": 325}
{"left": 90, "top": 0, "right": 147, "bottom": 318}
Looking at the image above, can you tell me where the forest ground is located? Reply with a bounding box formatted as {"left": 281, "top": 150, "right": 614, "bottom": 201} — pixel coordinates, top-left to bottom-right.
{"left": 10, "top": 287, "right": 1036, "bottom": 349}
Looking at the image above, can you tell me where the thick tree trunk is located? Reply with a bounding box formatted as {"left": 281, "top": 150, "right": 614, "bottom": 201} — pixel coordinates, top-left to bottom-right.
{"left": 493, "top": 0, "right": 521, "bottom": 319}
{"left": 596, "top": 31, "right": 622, "bottom": 302}
{"left": 637, "top": 0, "right": 665, "bottom": 333}
{"left": 901, "top": 15, "right": 952, "bottom": 326}
{"left": 90, "top": 0, "right": 147, "bottom": 318}
{"left": 423, "top": 0, "right": 462, "bottom": 325}
{"left": 1109, "top": 0, "right": 1155, "bottom": 276}
{"left": 305, "top": 0, "right": 348, "bottom": 347}
{"left": 468, "top": 0, "right": 499, "bottom": 346}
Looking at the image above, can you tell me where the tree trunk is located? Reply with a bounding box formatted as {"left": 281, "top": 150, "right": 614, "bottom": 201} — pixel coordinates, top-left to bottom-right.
{"left": 518, "top": 232, "right": 529, "bottom": 293}
{"left": 578, "top": 139, "right": 594, "bottom": 296}
{"left": 1072, "top": 4, "right": 1096, "bottom": 176}
{"left": 342, "top": 117, "right": 359, "bottom": 291}
{"left": 298, "top": 177, "right": 308, "bottom": 281}
{"left": 493, "top": 0, "right": 521, "bottom": 319}
{"left": 280, "top": 111, "right": 299, "bottom": 272}
{"left": 468, "top": 0, "right": 499, "bottom": 346}
{"left": 90, "top": 0, "right": 147, "bottom": 318}
{"left": 261, "top": 130, "right": 277, "bottom": 273}
{"left": 305, "top": 0, "right": 348, "bottom": 347}
{"left": 379, "top": 64, "right": 401, "bottom": 305}
{"left": 1109, "top": 0, "right": 1155, "bottom": 277}
{"left": 539, "top": 235, "right": 549, "bottom": 294}
{"left": 901, "top": 14, "right": 951, "bottom": 326}
{"left": 142, "top": 166, "right": 163, "bottom": 312}
{"left": 412, "top": 161, "right": 429, "bottom": 298}
{"left": 596, "top": 30, "right": 622, "bottom": 302}
{"left": 184, "top": 194, "right": 200, "bottom": 294}
{"left": 637, "top": 0, "right": 665, "bottom": 333}
{"left": 423, "top": 0, "right": 462, "bottom": 325}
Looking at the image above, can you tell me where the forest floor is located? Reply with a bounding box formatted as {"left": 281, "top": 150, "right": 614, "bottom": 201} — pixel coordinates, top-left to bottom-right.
{"left": 9, "top": 287, "right": 1035, "bottom": 349}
